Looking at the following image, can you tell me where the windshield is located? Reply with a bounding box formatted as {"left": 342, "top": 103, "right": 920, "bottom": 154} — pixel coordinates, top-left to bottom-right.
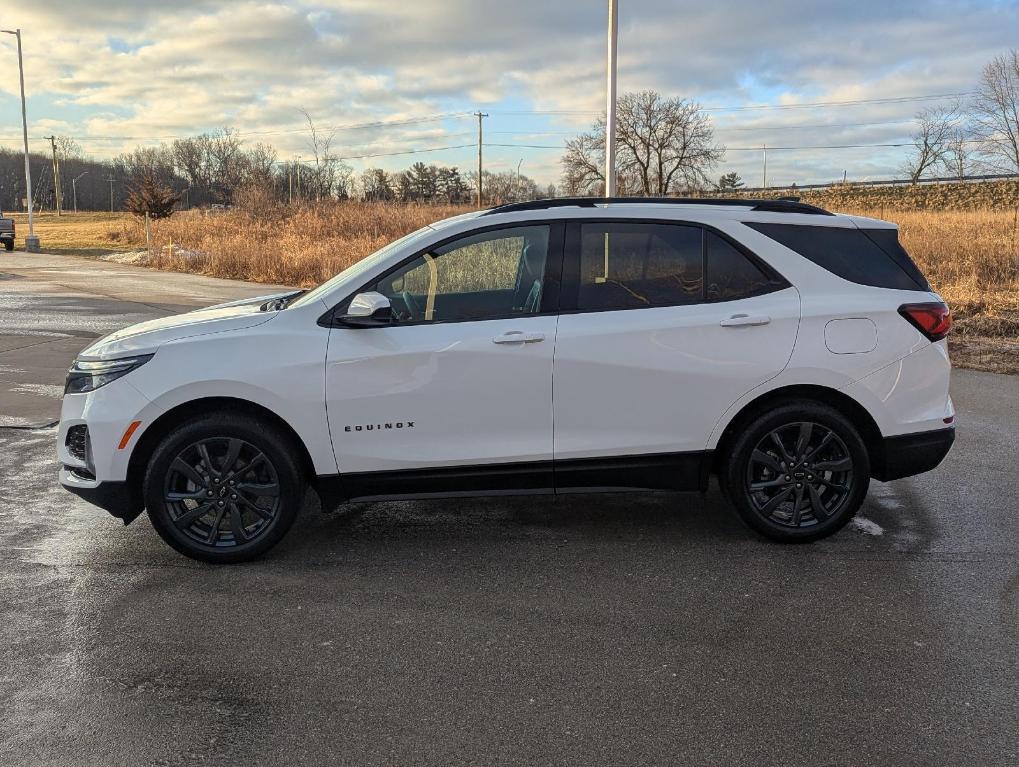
{"left": 288, "top": 225, "right": 437, "bottom": 309}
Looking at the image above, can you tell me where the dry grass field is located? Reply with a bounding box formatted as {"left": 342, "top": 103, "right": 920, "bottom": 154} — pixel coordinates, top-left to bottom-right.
{"left": 5, "top": 199, "right": 1017, "bottom": 373}
{"left": 6, "top": 211, "right": 137, "bottom": 255}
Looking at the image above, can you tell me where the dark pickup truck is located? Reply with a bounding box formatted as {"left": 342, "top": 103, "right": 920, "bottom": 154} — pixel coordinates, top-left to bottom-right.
{"left": 0, "top": 212, "right": 14, "bottom": 251}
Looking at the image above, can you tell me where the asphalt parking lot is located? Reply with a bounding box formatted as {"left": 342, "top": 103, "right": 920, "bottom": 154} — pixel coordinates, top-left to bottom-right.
{"left": 1, "top": 254, "right": 1017, "bottom": 766}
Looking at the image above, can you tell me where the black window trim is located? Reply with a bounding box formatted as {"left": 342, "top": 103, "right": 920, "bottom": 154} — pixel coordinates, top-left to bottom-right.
{"left": 318, "top": 219, "right": 568, "bottom": 328}
{"left": 558, "top": 217, "right": 791, "bottom": 315}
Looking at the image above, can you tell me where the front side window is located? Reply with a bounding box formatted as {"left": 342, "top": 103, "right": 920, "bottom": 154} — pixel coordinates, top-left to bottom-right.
{"left": 373, "top": 225, "right": 550, "bottom": 323}
{"left": 577, "top": 222, "right": 703, "bottom": 311}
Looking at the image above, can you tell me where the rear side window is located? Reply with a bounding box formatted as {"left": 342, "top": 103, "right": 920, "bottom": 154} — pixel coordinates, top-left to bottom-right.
{"left": 578, "top": 222, "right": 703, "bottom": 310}
{"left": 705, "top": 232, "right": 779, "bottom": 301}
{"left": 746, "top": 222, "right": 928, "bottom": 291}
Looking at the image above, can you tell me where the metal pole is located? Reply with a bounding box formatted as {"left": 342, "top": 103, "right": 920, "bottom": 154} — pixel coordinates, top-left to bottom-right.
{"left": 605, "top": 0, "right": 619, "bottom": 198}
{"left": 107, "top": 175, "right": 114, "bottom": 212}
{"left": 762, "top": 144, "right": 768, "bottom": 189}
{"left": 72, "top": 171, "right": 88, "bottom": 213}
{"left": 3, "top": 29, "right": 38, "bottom": 249}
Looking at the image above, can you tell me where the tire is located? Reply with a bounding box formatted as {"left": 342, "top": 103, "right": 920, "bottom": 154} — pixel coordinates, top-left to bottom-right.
{"left": 721, "top": 401, "right": 870, "bottom": 543}
{"left": 143, "top": 412, "right": 305, "bottom": 563}
{"left": 3, "top": 240, "right": 12, "bottom": 251}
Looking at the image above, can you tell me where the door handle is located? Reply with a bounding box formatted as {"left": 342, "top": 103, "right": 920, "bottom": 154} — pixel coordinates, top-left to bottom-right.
{"left": 493, "top": 331, "right": 545, "bottom": 344}
{"left": 720, "top": 313, "right": 771, "bottom": 327}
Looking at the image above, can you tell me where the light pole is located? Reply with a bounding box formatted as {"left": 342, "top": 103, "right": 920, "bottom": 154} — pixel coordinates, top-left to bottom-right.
{"left": 604, "top": 0, "right": 618, "bottom": 198}
{"left": 72, "top": 171, "right": 88, "bottom": 213}
{"left": 2, "top": 28, "right": 39, "bottom": 251}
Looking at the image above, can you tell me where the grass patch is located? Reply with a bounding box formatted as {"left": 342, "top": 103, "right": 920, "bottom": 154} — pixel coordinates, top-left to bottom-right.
{"left": 7, "top": 211, "right": 137, "bottom": 253}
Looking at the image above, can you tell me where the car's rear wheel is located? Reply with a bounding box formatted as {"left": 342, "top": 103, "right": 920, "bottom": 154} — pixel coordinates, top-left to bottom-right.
{"left": 144, "top": 413, "right": 304, "bottom": 563}
{"left": 721, "top": 402, "right": 870, "bottom": 542}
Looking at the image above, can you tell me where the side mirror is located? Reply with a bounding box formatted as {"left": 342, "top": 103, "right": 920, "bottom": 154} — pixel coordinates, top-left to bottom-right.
{"left": 337, "top": 291, "right": 393, "bottom": 327}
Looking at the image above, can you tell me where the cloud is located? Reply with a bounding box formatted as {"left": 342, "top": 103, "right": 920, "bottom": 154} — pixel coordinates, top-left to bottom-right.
{"left": 0, "top": 0, "right": 1016, "bottom": 184}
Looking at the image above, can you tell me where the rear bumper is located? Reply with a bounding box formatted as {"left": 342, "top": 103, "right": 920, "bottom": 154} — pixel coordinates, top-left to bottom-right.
{"left": 871, "top": 427, "right": 955, "bottom": 482}
{"left": 60, "top": 467, "right": 144, "bottom": 524}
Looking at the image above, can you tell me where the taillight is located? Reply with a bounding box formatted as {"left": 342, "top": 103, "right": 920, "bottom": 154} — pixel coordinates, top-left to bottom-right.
{"left": 898, "top": 302, "right": 952, "bottom": 342}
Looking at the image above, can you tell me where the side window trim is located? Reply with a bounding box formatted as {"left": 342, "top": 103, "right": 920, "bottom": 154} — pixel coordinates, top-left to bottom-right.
{"left": 559, "top": 218, "right": 790, "bottom": 315}
{"left": 322, "top": 220, "right": 567, "bottom": 326}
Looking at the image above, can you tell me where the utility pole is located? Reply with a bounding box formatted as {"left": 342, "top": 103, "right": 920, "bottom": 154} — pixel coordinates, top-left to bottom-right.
{"left": 762, "top": 144, "right": 768, "bottom": 189}
{"left": 47, "top": 135, "right": 63, "bottom": 215}
{"left": 2, "top": 28, "right": 39, "bottom": 250}
{"left": 605, "top": 0, "right": 619, "bottom": 198}
{"left": 474, "top": 111, "right": 487, "bottom": 207}
{"left": 72, "top": 171, "right": 88, "bottom": 213}
{"left": 106, "top": 175, "right": 115, "bottom": 213}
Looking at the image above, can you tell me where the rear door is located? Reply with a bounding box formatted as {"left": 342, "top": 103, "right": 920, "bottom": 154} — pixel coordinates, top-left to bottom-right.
{"left": 552, "top": 219, "right": 800, "bottom": 489}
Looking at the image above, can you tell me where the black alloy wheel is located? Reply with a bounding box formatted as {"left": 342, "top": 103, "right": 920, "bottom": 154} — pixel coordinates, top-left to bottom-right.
{"left": 746, "top": 422, "right": 854, "bottom": 529}
{"left": 144, "top": 413, "right": 304, "bottom": 563}
{"left": 722, "top": 401, "right": 870, "bottom": 542}
{"left": 163, "top": 437, "right": 281, "bottom": 548}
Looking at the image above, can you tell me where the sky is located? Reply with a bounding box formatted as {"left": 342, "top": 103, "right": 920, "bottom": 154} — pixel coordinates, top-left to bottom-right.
{"left": 1, "top": 0, "right": 1017, "bottom": 188}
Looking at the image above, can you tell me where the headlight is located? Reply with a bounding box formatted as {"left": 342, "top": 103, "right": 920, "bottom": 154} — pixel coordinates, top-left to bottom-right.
{"left": 65, "top": 354, "right": 154, "bottom": 394}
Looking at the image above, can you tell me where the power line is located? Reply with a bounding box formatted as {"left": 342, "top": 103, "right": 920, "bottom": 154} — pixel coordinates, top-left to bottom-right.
{"left": 701, "top": 92, "right": 976, "bottom": 113}
{"left": 489, "top": 91, "right": 976, "bottom": 117}
{"left": 2, "top": 112, "right": 475, "bottom": 144}
{"left": 272, "top": 143, "right": 478, "bottom": 163}
{"left": 487, "top": 118, "right": 919, "bottom": 137}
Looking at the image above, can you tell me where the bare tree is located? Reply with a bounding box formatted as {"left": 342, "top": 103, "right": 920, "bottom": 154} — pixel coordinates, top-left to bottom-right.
{"left": 943, "top": 127, "right": 975, "bottom": 179}
{"left": 55, "top": 136, "right": 84, "bottom": 160}
{"left": 360, "top": 168, "right": 394, "bottom": 201}
{"left": 562, "top": 132, "right": 605, "bottom": 195}
{"left": 207, "top": 128, "right": 245, "bottom": 203}
{"left": 244, "top": 142, "right": 278, "bottom": 184}
{"left": 902, "top": 105, "right": 959, "bottom": 183}
{"left": 172, "top": 135, "right": 213, "bottom": 205}
{"left": 971, "top": 49, "right": 1019, "bottom": 173}
{"left": 300, "top": 109, "right": 344, "bottom": 200}
{"left": 561, "top": 91, "right": 725, "bottom": 196}
{"left": 116, "top": 145, "right": 177, "bottom": 187}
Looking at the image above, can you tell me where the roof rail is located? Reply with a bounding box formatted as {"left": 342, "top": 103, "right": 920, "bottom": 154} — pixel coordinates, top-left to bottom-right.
{"left": 482, "top": 196, "right": 833, "bottom": 216}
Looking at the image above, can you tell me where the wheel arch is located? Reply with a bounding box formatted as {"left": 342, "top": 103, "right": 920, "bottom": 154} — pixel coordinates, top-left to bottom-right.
{"left": 126, "top": 396, "right": 317, "bottom": 494}
{"left": 712, "top": 384, "right": 883, "bottom": 474}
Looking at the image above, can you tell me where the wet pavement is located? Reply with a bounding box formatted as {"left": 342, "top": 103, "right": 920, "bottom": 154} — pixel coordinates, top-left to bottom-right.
{"left": 1, "top": 254, "right": 1017, "bottom": 766}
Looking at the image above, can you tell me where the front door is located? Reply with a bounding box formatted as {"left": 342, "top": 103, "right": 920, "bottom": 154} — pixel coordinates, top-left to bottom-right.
{"left": 552, "top": 219, "right": 800, "bottom": 489}
{"left": 326, "top": 223, "right": 564, "bottom": 493}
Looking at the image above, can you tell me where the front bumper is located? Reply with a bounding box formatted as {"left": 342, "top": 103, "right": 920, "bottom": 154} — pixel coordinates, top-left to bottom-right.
{"left": 60, "top": 466, "right": 144, "bottom": 523}
{"left": 871, "top": 427, "right": 955, "bottom": 482}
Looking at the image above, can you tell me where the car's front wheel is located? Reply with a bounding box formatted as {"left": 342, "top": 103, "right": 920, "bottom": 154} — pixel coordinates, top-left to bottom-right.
{"left": 144, "top": 413, "right": 305, "bottom": 563}
{"left": 722, "top": 402, "right": 870, "bottom": 542}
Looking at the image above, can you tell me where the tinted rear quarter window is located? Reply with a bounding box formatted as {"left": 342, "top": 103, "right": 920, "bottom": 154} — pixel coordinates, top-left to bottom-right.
{"left": 746, "top": 222, "right": 929, "bottom": 291}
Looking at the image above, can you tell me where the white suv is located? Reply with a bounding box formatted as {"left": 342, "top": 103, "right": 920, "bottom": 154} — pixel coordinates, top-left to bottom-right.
{"left": 57, "top": 197, "right": 955, "bottom": 562}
